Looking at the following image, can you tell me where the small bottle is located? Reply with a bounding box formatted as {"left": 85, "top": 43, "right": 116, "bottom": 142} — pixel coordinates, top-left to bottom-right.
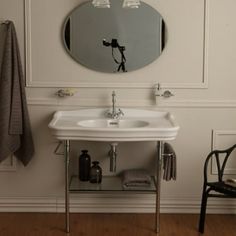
{"left": 79, "top": 150, "right": 91, "bottom": 181}
{"left": 90, "top": 161, "right": 102, "bottom": 183}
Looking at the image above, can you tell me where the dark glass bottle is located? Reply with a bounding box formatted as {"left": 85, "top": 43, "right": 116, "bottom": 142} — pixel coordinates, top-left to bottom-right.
{"left": 90, "top": 161, "right": 102, "bottom": 183}
{"left": 79, "top": 150, "right": 91, "bottom": 181}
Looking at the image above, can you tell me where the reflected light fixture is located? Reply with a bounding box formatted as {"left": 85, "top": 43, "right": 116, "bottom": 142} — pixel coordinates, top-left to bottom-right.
{"left": 92, "top": 0, "right": 111, "bottom": 8}
{"left": 92, "top": 0, "right": 141, "bottom": 9}
{"left": 122, "top": 0, "right": 141, "bottom": 8}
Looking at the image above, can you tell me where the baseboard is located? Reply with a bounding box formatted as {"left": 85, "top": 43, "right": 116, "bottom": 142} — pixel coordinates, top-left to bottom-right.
{"left": 0, "top": 194, "right": 235, "bottom": 214}
{"left": 0, "top": 197, "right": 57, "bottom": 212}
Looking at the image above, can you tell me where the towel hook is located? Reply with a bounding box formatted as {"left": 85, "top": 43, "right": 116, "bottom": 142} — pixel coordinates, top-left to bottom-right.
{"left": 0, "top": 20, "right": 10, "bottom": 25}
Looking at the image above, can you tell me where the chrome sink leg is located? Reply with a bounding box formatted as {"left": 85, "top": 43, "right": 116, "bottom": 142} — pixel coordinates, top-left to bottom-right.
{"left": 155, "top": 141, "right": 163, "bottom": 233}
{"left": 64, "top": 140, "right": 70, "bottom": 233}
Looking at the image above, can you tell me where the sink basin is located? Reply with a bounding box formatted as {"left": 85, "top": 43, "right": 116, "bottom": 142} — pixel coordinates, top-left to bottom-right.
{"left": 78, "top": 119, "right": 149, "bottom": 128}
{"left": 48, "top": 108, "right": 179, "bottom": 141}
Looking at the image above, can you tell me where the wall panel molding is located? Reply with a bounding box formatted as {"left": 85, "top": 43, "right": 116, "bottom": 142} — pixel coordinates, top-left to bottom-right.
{"left": 27, "top": 97, "right": 236, "bottom": 108}
{"left": 24, "top": 0, "right": 208, "bottom": 89}
{"left": 211, "top": 130, "right": 236, "bottom": 175}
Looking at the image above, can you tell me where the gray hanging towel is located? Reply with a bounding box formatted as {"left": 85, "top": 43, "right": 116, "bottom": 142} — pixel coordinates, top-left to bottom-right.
{"left": 163, "top": 142, "right": 176, "bottom": 181}
{"left": 0, "top": 21, "right": 34, "bottom": 165}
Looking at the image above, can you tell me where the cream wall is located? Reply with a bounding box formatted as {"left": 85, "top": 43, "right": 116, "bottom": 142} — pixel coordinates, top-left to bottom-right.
{"left": 0, "top": 0, "right": 235, "bottom": 213}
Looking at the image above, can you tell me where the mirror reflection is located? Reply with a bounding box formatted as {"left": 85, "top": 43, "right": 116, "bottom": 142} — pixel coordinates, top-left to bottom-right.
{"left": 63, "top": 0, "right": 166, "bottom": 73}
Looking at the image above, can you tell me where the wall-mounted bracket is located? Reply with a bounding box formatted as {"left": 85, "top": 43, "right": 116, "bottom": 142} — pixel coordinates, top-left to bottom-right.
{"left": 54, "top": 141, "right": 64, "bottom": 156}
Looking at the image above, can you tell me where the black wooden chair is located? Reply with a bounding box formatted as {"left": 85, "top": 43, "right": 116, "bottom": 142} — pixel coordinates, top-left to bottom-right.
{"left": 198, "top": 144, "right": 236, "bottom": 233}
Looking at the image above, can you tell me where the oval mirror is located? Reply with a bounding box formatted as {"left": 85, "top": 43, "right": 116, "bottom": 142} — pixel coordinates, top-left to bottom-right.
{"left": 63, "top": 0, "right": 166, "bottom": 73}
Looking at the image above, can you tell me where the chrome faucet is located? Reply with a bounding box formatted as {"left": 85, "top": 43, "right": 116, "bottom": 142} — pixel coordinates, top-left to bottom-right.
{"left": 106, "top": 91, "right": 124, "bottom": 119}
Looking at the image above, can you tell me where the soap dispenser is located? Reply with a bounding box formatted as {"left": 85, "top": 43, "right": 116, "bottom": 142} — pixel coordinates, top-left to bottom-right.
{"left": 79, "top": 150, "right": 91, "bottom": 181}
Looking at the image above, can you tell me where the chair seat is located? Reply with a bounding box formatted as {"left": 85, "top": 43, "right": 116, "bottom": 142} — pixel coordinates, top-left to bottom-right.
{"left": 207, "top": 181, "right": 236, "bottom": 196}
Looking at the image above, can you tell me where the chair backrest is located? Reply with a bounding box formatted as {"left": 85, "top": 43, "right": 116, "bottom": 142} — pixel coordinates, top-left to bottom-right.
{"left": 204, "top": 144, "right": 236, "bottom": 183}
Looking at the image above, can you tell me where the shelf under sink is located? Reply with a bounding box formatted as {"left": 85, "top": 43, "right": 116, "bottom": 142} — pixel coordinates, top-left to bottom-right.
{"left": 69, "top": 175, "right": 156, "bottom": 193}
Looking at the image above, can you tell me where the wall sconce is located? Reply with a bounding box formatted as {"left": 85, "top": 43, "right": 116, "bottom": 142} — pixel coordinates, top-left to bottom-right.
{"left": 92, "top": 0, "right": 141, "bottom": 9}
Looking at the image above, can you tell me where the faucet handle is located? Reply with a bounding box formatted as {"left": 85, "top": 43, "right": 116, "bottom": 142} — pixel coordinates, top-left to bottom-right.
{"left": 117, "top": 108, "right": 124, "bottom": 117}
{"left": 113, "top": 108, "right": 124, "bottom": 119}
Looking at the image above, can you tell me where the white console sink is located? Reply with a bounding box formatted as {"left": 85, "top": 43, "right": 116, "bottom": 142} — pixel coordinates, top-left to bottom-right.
{"left": 48, "top": 108, "right": 179, "bottom": 141}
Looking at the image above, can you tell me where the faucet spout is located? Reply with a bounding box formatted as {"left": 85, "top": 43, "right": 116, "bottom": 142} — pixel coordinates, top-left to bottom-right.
{"left": 112, "top": 91, "right": 116, "bottom": 115}
{"left": 106, "top": 91, "right": 124, "bottom": 119}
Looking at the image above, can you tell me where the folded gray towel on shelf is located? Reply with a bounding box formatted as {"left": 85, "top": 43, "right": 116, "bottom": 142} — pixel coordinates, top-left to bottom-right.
{"left": 163, "top": 143, "right": 177, "bottom": 181}
{"left": 122, "top": 169, "right": 151, "bottom": 187}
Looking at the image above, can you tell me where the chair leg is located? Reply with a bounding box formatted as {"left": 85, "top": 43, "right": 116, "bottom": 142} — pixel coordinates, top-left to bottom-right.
{"left": 199, "top": 189, "right": 208, "bottom": 234}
